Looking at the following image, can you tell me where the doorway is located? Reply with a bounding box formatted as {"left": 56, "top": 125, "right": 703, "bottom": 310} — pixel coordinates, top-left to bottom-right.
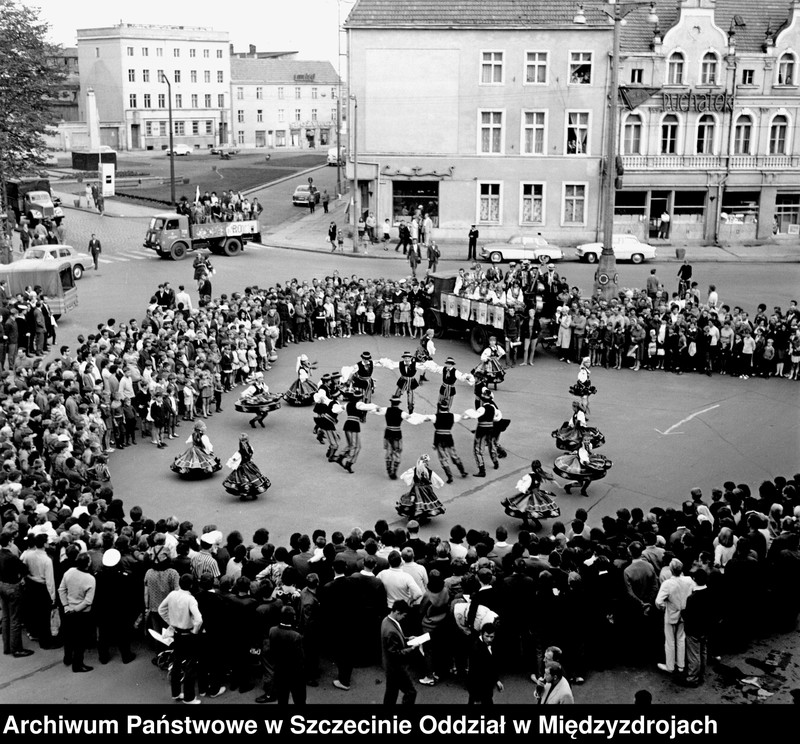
{"left": 130, "top": 124, "right": 140, "bottom": 150}
{"left": 649, "top": 191, "right": 670, "bottom": 239}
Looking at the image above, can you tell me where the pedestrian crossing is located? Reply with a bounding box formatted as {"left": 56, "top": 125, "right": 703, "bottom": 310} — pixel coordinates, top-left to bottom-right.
{"left": 98, "top": 242, "right": 269, "bottom": 264}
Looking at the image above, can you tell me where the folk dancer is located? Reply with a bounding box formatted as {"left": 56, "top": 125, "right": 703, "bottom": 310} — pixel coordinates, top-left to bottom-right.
{"left": 313, "top": 379, "right": 344, "bottom": 461}
{"left": 419, "top": 401, "right": 469, "bottom": 483}
{"left": 464, "top": 389, "right": 500, "bottom": 478}
{"left": 394, "top": 351, "right": 420, "bottom": 414}
{"left": 553, "top": 434, "right": 612, "bottom": 496}
{"left": 284, "top": 355, "right": 317, "bottom": 406}
{"left": 234, "top": 372, "right": 282, "bottom": 428}
{"left": 333, "top": 390, "right": 379, "bottom": 474}
{"left": 569, "top": 356, "right": 597, "bottom": 414}
{"left": 396, "top": 454, "right": 446, "bottom": 521}
{"left": 352, "top": 351, "right": 375, "bottom": 404}
{"left": 379, "top": 396, "right": 412, "bottom": 480}
{"left": 415, "top": 329, "right": 436, "bottom": 384}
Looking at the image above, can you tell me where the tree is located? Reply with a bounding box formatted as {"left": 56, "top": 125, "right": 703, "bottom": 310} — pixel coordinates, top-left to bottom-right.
{"left": 0, "top": 0, "right": 65, "bottom": 231}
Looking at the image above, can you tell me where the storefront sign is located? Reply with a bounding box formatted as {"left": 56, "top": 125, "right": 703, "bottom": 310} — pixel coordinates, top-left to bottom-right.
{"left": 294, "top": 73, "right": 316, "bottom": 82}
{"left": 660, "top": 91, "right": 733, "bottom": 113}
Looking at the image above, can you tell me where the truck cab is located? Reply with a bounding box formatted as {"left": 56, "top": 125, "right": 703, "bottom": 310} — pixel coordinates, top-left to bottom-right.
{"left": 6, "top": 178, "right": 64, "bottom": 229}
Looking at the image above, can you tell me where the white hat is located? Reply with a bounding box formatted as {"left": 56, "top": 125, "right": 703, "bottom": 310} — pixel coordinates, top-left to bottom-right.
{"left": 102, "top": 548, "right": 121, "bottom": 567}
{"left": 200, "top": 530, "right": 223, "bottom": 546}
{"left": 35, "top": 503, "right": 49, "bottom": 515}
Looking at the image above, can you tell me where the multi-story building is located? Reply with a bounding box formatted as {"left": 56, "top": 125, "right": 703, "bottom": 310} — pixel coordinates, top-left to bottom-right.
{"left": 617, "top": 0, "right": 800, "bottom": 242}
{"left": 230, "top": 58, "right": 340, "bottom": 149}
{"left": 45, "top": 47, "right": 81, "bottom": 123}
{"left": 345, "top": 0, "right": 613, "bottom": 242}
{"left": 76, "top": 24, "right": 231, "bottom": 151}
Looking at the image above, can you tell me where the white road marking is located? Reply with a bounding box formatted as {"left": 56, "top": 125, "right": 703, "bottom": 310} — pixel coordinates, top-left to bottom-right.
{"left": 654, "top": 404, "right": 720, "bottom": 436}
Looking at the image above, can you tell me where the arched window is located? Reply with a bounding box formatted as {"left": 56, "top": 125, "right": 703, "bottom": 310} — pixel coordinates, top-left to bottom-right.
{"left": 696, "top": 114, "right": 716, "bottom": 154}
{"left": 701, "top": 52, "right": 718, "bottom": 85}
{"left": 733, "top": 115, "right": 752, "bottom": 155}
{"left": 769, "top": 115, "right": 788, "bottom": 154}
{"left": 661, "top": 114, "right": 679, "bottom": 154}
{"left": 668, "top": 52, "right": 685, "bottom": 85}
{"left": 778, "top": 53, "right": 796, "bottom": 85}
{"left": 624, "top": 114, "right": 642, "bottom": 154}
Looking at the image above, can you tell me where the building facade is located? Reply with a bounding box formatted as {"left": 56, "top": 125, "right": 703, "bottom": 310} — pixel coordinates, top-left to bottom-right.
{"left": 76, "top": 24, "right": 231, "bottom": 151}
{"left": 230, "top": 58, "right": 340, "bottom": 149}
{"left": 345, "top": 1, "right": 614, "bottom": 243}
{"left": 617, "top": 0, "right": 800, "bottom": 242}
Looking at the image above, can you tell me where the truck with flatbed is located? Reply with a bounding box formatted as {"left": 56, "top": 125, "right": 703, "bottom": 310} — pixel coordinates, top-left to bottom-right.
{"left": 5, "top": 178, "right": 64, "bottom": 229}
{"left": 143, "top": 213, "right": 262, "bottom": 260}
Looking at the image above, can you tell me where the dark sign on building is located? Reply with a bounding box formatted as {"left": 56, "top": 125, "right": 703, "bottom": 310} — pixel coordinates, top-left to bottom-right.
{"left": 660, "top": 90, "right": 734, "bottom": 113}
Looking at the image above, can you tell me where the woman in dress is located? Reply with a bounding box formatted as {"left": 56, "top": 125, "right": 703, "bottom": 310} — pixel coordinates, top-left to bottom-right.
{"left": 223, "top": 433, "right": 271, "bottom": 501}
{"left": 569, "top": 356, "right": 597, "bottom": 413}
{"left": 234, "top": 372, "right": 282, "bottom": 428}
{"left": 551, "top": 400, "right": 605, "bottom": 452}
{"left": 284, "top": 354, "right": 317, "bottom": 406}
{"left": 473, "top": 336, "right": 506, "bottom": 388}
{"left": 396, "top": 454, "right": 446, "bottom": 521}
{"left": 553, "top": 434, "right": 612, "bottom": 496}
{"left": 170, "top": 420, "right": 222, "bottom": 478}
{"left": 501, "top": 459, "right": 560, "bottom": 529}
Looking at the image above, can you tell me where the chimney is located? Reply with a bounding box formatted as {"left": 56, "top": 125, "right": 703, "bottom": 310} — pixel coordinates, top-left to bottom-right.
{"left": 249, "top": 44, "right": 256, "bottom": 55}
{"left": 229, "top": 43, "right": 234, "bottom": 55}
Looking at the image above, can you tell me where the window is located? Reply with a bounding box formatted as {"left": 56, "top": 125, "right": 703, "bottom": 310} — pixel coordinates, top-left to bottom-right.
{"left": 142, "top": 48, "right": 148, "bottom": 57}
{"left": 237, "top": 130, "right": 245, "bottom": 144}
{"left": 174, "top": 70, "right": 181, "bottom": 83}
{"left": 312, "top": 87, "right": 318, "bottom": 99}
{"left": 661, "top": 114, "right": 679, "bottom": 154}
{"left": 521, "top": 183, "right": 544, "bottom": 224}
{"left": 203, "top": 49, "right": 210, "bottom": 58}
{"left": 479, "top": 110, "right": 504, "bottom": 154}
{"left": 331, "top": 88, "right": 336, "bottom": 99}
{"left": 295, "top": 87, "right": 301, "bottom": 99}
{"left": 127, "top": 47, "right": 134, "bottom": 56}
{"left": 143, "top": 94, "right": 151, "bottom": 109}
{"left": 159, "top": 121, "right": 167, "bottom": 136}
{"left": 191, "top": 94, "right": 198, "bottom": 108}
{"left": 478, "top": 183, "right": 501, "bottom": 223}
{"left": 206, "top": 120, "right": 213, "bottom": 134}
{"left": 769, "top": 115, "right": 788, "bottom": 154}
{"left": 481, "top": 51, "right": 504, "bottom": 84}
{"left": 330, "top": 108, "right": 336, "bottom": 121}
{"left": 217, "top": 94, "right": 224, "bottom": 107}
{"left": 257, "top": 110, "right": 263, "bottom": 122}
{"left": 157, "top": 69, "right": 164, "bottom": 83}
{"left": 158, "top": 93, "right": 165, "bottom": 108}
{"left": 190, "top": 70, "right": 197, "bottom": 83}
{"left": 174, "top": 94, "right": 182, "bottom": 108}
{"left": 278, "top": 109, "right": 285, "bottom": 122}
{"left": 129, "top": 94, "right": 137, "bottom": 108}
{"left": 624, "top": 114, "right": 642, "bottom": 154}
{"left": 525, "top": 51, "right": 547, "bottom": 84}
{"left": 204, "top": 70, "right": 211, "bottom": 83}
{"left": 778, "top": 53, "right": 796, "bottom": 85}
{"left": 311, "top": 109, "right": 317, "bottom": 122}
{"left": 237, "top": 109, "right": 244, "bottom": 123}
{"left": 143, "top": 69, "right": 150, "bottom": 83}
{"left": 696, "top": 114, "right": 715, "bottom": 154}
{"left": 278, "top": 87, "right": 284, "bottom": 99}
{"left": 566, "top": 111, "right": 589, "bottom": 154}
{"left": 741, "top": 69, "right": 754, "bottom": 85}
{"left": 145, "top": 121, "right": 153, "bottom": 136}
{"left": 276, "top": 130, "right": 286, "bottom": 147}
{"left": 192, "top": 120, "right": 199, "bottom": 134}
{"left": 522, "top": 110, "right": 546, "bottom": 154}
{"left": 216, "top": 49, "right": 223, "bottom": 58}
{"left": 128, "top": 69, "right": 135, "bottom": 82}
{"left": 95, "top": 48, "right": 100, "bottom": 58}
{"left": 156, "top": 48, "right": 163, "bottom": 57}
{"left": 217, "top": 71, "right": 223, "bottom": 83}
{"left": 204, "top": 94, "right": 211, "bottom": 107}
{"left": 630, "top": 68, "right": 644, "bottom": 84}
{"left": 668, "top": 52, "right": 685, "bottom": 85}
{"left": 189, "top": 48, "right": 196, "bottom": 58}
{"left": 701, "top": 53, "right": 718, "bottom": 85}
{"left": 295, "top": 109, "right": 301, "bottom": 122}
{"left": 173, "top": 48, "right": 180, "bottom": 58}
{"left": 236, "top": 87, "right": 244, "bottom": 100}
{"left": 563, "top": 184, "right": 586, "bottom": 225}
{"left": 569, "top": 52, "right": 592, "bottom": 84}
{"left": 256, "top": 86, "right": 263, "bottom": 99}
{"left": 733, "top": 115, "right": 752, "bottom": 154}
{"left": 174, "top": 121, "right": 185, "bottom": 135}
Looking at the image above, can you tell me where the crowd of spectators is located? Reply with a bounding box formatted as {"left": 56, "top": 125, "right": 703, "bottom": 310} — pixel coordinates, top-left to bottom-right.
{"left": 176, "top": 191, "right": 263, "bottom": 225}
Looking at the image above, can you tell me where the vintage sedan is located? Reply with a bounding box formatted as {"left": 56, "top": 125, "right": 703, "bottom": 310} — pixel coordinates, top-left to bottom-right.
{"left": 165, "top": 144, "right": 193, "bottom": 156}
{"left": 292, "top": 185, "right": 321, "bottom": 206}
{"left": 480, "top": 235, "right": 563, "bottom": 264}
{"left": 575, "top": 234, "right": 657, "bottom": 264}
{"left": 22, "top": 244, "right": 93, "bottom": 280}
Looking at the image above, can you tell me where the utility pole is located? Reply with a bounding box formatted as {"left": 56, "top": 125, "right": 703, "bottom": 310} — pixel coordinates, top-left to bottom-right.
{"left": 161, "top": 73, "right": 175, "bottom": 206}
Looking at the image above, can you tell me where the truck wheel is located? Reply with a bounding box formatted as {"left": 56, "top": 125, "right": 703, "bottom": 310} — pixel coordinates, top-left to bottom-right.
{"left": 470, "top": 326, "right": 489, "bottom": 355}
{"left": 170, "top": 241, "right": 188, "bottom": 260}
{"left": 72, "top": 265, "right": 84, "bottom": 280}
{"left": 223, "top": 237, "right": 242, "bottom": 256}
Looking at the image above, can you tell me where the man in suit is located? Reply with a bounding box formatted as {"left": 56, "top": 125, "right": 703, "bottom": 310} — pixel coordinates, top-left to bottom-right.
{"left": 267, "top": 606, "right": 306, "bottom": 705}
{"left": 622, "top": 541, "right": 659, "bottom": 655}
{"left": 467, "top": 225, "right": 479, "bottom": 260}
{"left": 87, "top": 234, "right": 101, "bottom": 271}
{"left": 681, "top": 569, "right": 717, "bottom": 687}
{"left": 291, "top": 535, "right": 316, "bottom": 582}
{"left": 349, "top": 555, "right": 386, "bottom": 665}
{"left": 381, "top": 600, "right": 418, "bottom": 705}
{"left": 467, "top": 623, "right": 503, "bottom": 704}
{"left": 538, "top": 661, "right": 574, "bottom": 704}
{"left": 321, "top": 559, "right": 358, "bottom": 691}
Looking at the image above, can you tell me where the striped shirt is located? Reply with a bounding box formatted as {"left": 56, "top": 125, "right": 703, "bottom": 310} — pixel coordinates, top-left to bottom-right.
{"left": 191, "top": 550, "right": 220, "bottom": 581}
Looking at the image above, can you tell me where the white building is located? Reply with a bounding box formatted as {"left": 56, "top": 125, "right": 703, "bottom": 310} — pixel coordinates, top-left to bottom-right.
{"left": 77, "top": 23, "right": 231, "bottom": 151}
{"left": 230, "top": 58, "right": 340, "bottom": 150}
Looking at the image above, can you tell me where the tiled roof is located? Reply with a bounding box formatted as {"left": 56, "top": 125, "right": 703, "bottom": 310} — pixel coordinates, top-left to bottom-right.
{"left": 621, "top": 0, "right": 794, "bottom": 54}
{"left": 230, "top": 58, "right": 340, "bottom": 85}
{"left": 346, "top": 0, "right": 612, "bottom": 28}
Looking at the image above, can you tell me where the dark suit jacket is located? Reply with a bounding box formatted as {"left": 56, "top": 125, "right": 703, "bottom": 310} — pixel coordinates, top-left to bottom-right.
{"left": 349, "top": 572, "right": 387, "bottom": 620}
{"left": 467, "top": 637, "right": 500, "bottom": 698}
{"left": 380, "top": 616, "right": 415, "bottom": 674}
{"left": 681, "top": 586, "right": 717, "bottom": 637}
{"left": 321, "top": 576, "right": 358, "bottom": 637}
{"left": 292, "top": 550, "right": 316, "bottom": 579}
{"left": 623, "top": 559, "right": 658, "bottom": 608}
{"left": 268, "top": 624, "right": 305, "bottom": 677}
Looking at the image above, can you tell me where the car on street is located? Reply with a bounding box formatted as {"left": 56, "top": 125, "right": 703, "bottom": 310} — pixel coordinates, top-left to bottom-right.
{"left": 327, "top": 146, "right": 346, "bottom": 166}
{"left": 292, "top": 185, "right": 321, "bottom": 206}
{"left": 210, "top": 145, "right": 240, "bottom": 156}
{"left": 22, "top": 244, "right": 92, "bottom": 279}
{"left": 165, "top": 144, "right": 193, "bottom": 156}
{"left": 575, "top": 234, "right": 657, "bottom": 264}
{"left": 480, "top": 235, "right": 563, "bottom": 264}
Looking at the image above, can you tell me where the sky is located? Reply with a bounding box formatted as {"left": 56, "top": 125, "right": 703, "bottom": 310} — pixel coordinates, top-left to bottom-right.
{"left": 22, "top": 0, "right": 356, "bottom": 69}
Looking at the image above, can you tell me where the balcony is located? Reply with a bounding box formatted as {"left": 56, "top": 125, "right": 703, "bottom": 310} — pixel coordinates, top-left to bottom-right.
{"left": 622, "top": 155, "right": 800, "bottom": 170}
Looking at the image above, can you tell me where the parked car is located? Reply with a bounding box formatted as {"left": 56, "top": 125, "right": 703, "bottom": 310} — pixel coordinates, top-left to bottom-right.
{"left": 292, "top": 185, "right": 321, "bottom": 206}
{"left": 165, "top": 144, "right": 193, "bottom": 156}
{"left": 575, "top": 234, "right": 657, "bottom": 264}
{"left": 480, "top": 235, "right": 563, "bottom": 264}
{"left": 210, "top": 145, "right": 240, "bottom": 156}
{"left": 22, "top": 244, "right": 92, "bottom": 280}
{"left": 327, "top": 146, "right": 346, "bottom": 166}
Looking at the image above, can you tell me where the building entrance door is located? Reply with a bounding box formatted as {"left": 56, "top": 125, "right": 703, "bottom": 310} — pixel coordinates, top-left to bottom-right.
{"left": 131, "top": 124, "right": 140, "bottom": 150}
{"left": 649, "top": 191, "right": 670, "bottom": 239}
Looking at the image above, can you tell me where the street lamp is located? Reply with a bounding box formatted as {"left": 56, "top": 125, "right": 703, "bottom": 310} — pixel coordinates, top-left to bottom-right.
{"left": 350, "top": 93, "right": 359, "bottom": 252}
{"left": 161, "top": 72, "right": 176, "bottom": 206}
{"left": 581, "top": 1, "right": 658, "bottom": 300}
